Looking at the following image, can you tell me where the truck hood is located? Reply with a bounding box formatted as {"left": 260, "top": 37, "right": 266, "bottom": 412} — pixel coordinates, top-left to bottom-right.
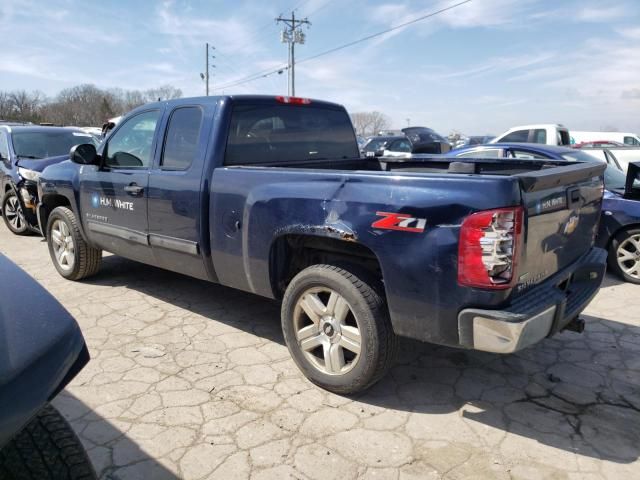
{"left": 16, "top": 154, "right": 70, "bottom": 173}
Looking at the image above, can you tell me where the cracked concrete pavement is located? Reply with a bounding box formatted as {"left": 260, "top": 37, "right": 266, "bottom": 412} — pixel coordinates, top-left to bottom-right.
{"left": 1, "top": 227, "right": 639, "bottom": 479}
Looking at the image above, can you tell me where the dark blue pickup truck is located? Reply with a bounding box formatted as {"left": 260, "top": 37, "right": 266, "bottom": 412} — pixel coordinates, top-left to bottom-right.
{"left": 37, "top": 95, "right": 608, "bottom": 393}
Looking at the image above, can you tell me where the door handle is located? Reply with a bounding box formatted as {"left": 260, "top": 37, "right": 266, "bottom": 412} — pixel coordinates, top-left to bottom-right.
{"left": 124, "top": 183, "right": 144, "bottom": 196}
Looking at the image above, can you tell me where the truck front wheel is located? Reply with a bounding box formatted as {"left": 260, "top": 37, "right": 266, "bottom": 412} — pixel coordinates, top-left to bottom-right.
{"left": 281, "top": 264, "right": 397, "bottom": 394}
{"left": 46, "top": 207, "right": 102, "bottom": 281}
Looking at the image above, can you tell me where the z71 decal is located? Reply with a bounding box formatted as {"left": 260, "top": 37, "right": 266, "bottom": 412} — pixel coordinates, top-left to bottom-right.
{"left": 371, "top": 212, "right": 427, "bottom": 233}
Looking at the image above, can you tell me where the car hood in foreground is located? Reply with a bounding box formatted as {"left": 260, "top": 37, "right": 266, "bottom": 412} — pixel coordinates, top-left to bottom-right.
{"left": 0, "top": 254, "right": 88, "bottom": 449}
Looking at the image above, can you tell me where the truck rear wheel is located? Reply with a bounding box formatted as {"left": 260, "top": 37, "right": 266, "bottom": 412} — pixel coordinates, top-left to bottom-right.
{"left": 47, "top": 207, "right": 101, "bottom": 281}
{"left": 0, "top": 405, "right": 97, "bottom": 480}
{"left": 281, "top": 264, "right": 397, "bottom": 394}
{"left": 608, "top": 227, "right": 640, "bottom": 284}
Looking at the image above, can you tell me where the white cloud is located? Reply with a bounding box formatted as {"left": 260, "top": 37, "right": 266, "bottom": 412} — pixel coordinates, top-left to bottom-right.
{"left": 575, "top": 5, "right": 626, "bottom": 22}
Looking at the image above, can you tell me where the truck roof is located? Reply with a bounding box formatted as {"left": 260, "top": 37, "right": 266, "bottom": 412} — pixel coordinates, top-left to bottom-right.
{"left": 139, "top": 94, "right": 346, "bottom": 111}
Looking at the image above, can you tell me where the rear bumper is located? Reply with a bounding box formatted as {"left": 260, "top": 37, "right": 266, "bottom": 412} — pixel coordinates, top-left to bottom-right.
{"left": 458, "top": 247, "right": 607, "bottom": 353}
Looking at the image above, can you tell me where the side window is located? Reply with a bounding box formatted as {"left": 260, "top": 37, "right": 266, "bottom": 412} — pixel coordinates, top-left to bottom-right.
{"left": 511, "top": 149, "right": 547, "bottom": 159}
{"left": 161, "top": 107, "right": 203, "bottom": 170}
{"left": 624, "top": 136, "right": 639, "bottom": 146}
{"left": 501, "top": 129, "right": 529, "bottom": 143}
{"left": 105, "top": 110, "right": 160, "bottom": 169}
{"left": 456, "top": 149, "right": 502, "bottom": 158}
{"left": 0, "top": 132, "right": 9, "bottom": 160}
{"left": 533, "top": 129, "right": 547, "bottom": 144}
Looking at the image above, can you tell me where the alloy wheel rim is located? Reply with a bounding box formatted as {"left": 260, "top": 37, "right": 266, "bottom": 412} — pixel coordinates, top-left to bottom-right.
{"left": 293, "top": 286, "right": 362, "bottom": 376}
{"left": 5, "top": 196, "right": 25, "bottom": 231}
{"left": 51, "top": 219, "right": 75, "bottom": 271}
{"left": 617, "top": 234, "right": 640, "bottom": 279}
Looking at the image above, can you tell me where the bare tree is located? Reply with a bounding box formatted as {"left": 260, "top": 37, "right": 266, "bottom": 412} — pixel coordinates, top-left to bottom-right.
{"left": 7, "top": 90, "right": 44, "bottom": 122}
{"left": 0, "top": 83, "right": 183, "bottom": 126}
{"left": 350, "top": 111, "right": 390, "bottom": 137}
{"left": 0, "top": 92, "right": 13, "bottom": 120}
{"left": 145, "top": 85, "right": 183, "bottom": 102}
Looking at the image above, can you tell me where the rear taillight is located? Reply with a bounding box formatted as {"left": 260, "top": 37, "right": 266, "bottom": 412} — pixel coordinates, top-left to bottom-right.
{"left": 458, "top": 206, "right": 524, "bottom": 289}
{"left": 275, "top": 96, "right": 311, "bottom": 105}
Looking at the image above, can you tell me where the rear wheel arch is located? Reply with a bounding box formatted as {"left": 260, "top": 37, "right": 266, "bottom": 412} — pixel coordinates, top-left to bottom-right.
{"left": 269, "top": 233, "right": 385, "bottom": 299}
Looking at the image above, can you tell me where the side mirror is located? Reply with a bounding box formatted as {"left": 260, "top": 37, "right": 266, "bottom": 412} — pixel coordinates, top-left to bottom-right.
{"left": 624, "top": 162, "right": 640, "bottom": 199}
{"left": 70, "top": 143, "right": 98, "bottom": 165}
{"left": 374, "top": 149, "right": 384, "bottom": 157}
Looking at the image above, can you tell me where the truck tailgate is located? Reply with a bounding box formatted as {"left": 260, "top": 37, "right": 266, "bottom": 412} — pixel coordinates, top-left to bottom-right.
{"left": 514, "top": 162, "right": 605, "bottom": 293}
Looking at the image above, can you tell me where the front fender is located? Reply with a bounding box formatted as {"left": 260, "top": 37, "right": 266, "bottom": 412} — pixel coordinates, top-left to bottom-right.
{"left": 39, "top": 161, "right": 90, "bottom": 243}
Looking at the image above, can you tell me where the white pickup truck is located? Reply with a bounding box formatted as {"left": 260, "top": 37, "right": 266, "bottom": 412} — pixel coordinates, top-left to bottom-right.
{"left": 491, "top": 124, "right": 571, "bottom": 146}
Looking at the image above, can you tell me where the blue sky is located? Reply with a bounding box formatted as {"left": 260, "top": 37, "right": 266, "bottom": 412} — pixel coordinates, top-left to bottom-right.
{"left": 1, "top": 0, "right": 639, "bottom": 134}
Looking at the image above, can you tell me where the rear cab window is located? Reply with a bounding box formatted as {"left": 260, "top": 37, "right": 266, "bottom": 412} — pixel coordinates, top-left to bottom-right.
{"left": 224, "top": 103, "right": 359, "bottom": 165}
{"left": 558, "top": 130, "right": 570, "bottom": 145}
{"left": 624, "top": 136, "right": 640, "bottom": 146}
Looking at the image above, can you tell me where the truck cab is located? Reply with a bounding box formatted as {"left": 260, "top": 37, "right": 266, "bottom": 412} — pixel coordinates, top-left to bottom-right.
{"left": 491, "top": 124, "right": 571, "bottom": 146}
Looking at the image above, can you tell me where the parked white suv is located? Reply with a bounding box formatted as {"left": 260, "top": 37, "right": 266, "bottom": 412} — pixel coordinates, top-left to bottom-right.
{"left": 491, "top": 124, "right": 571, "bottom": 146}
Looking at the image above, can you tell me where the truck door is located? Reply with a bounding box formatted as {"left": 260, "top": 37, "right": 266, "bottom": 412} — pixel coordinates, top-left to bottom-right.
{"left": 147, "top": 105, "right": 209, "bottom": 280}
{"left": 79, "top": 109, "right": 161, "bottom": 264}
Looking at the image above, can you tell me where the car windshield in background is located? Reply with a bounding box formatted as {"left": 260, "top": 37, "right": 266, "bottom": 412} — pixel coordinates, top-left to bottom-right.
{"left": 225, "top": 105, "right": 359, "bottom": 165}
{"left": 561, "top": 151, "right": 627, "bottom": 190}
{"left": 363, "top": 138, "right": 389, "bottom": 152}
{"left": 12, "top": 131, "right": 97, "bottom": 159}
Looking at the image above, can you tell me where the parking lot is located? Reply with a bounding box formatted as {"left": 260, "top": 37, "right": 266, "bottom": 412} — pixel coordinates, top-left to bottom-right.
{"left": 1, "top": 226, "right": 638, "bottom": 480}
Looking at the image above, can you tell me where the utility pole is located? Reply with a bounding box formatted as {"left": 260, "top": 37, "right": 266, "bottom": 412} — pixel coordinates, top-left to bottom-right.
{"left": 276, "top": 11, "right": 311, "bottom": 96}
{"left": 202, "top": 43, "right": 216, "bottom": 96}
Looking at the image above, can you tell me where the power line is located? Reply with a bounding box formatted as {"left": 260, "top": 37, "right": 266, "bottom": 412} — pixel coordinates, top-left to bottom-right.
{"left": 297, "top": 0, "right": 472, "bottom": 66}
{"left": 212, "top": 0, "right": 472, "bottom": 92}
{"left": 301, "top": 0, "right": 338, "bottom": 18}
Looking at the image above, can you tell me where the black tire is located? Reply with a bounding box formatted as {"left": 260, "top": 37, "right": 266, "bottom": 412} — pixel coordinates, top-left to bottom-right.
{"left": 281, "top": 264, "right": 397, "bottom": 394}
{"left": 46, "top": 207, "right": 101, "bottom": 281}
{"left": 2, "top": 191, "right": 30, "bottom": 235}
{"left": 0, "top": 405, "right": 97, "bottom": 480}
{"left": 608, "top": 227, "right": 640, "bottom": 284}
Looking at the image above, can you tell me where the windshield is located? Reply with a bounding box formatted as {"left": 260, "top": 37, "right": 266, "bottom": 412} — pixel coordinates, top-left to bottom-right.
{"left": 561, "top": 151, "right": 627, "bottom": 190}
{"left": 363, "top": 138, "right": 390, "bottom": 152}
{"left": 12, "top": 130, "right": 97, "bottom": 159}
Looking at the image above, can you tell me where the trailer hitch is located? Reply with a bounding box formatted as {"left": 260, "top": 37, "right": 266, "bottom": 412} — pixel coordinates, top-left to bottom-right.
{"left": 563, "top": 317, "right": 585, "bottom": 334}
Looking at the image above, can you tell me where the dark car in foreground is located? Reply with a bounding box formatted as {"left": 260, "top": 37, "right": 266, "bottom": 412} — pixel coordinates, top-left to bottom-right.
{"left": 0, "top": 254, "right": 95, "bottom": 479}
{"left": 450, "top": 143, "right": 640, "bottom": 283}
{"left": 0, "top": 126, "right": 97, "bottom": 235}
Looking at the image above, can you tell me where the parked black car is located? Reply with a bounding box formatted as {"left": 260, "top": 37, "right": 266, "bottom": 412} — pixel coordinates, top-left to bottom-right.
{"left": 0, "top": 254, "right": 95, "bottom": 479}
{"left": 360, "top": 135, "right": 404, "bottom": 155}
{"left": 0, "top": 126, "right": 97, "bottom": 235}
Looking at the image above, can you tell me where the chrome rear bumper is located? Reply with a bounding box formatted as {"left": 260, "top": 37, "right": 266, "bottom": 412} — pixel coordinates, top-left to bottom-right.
{"left": 457, "top": 247, "right": 607, "bottom": 353}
